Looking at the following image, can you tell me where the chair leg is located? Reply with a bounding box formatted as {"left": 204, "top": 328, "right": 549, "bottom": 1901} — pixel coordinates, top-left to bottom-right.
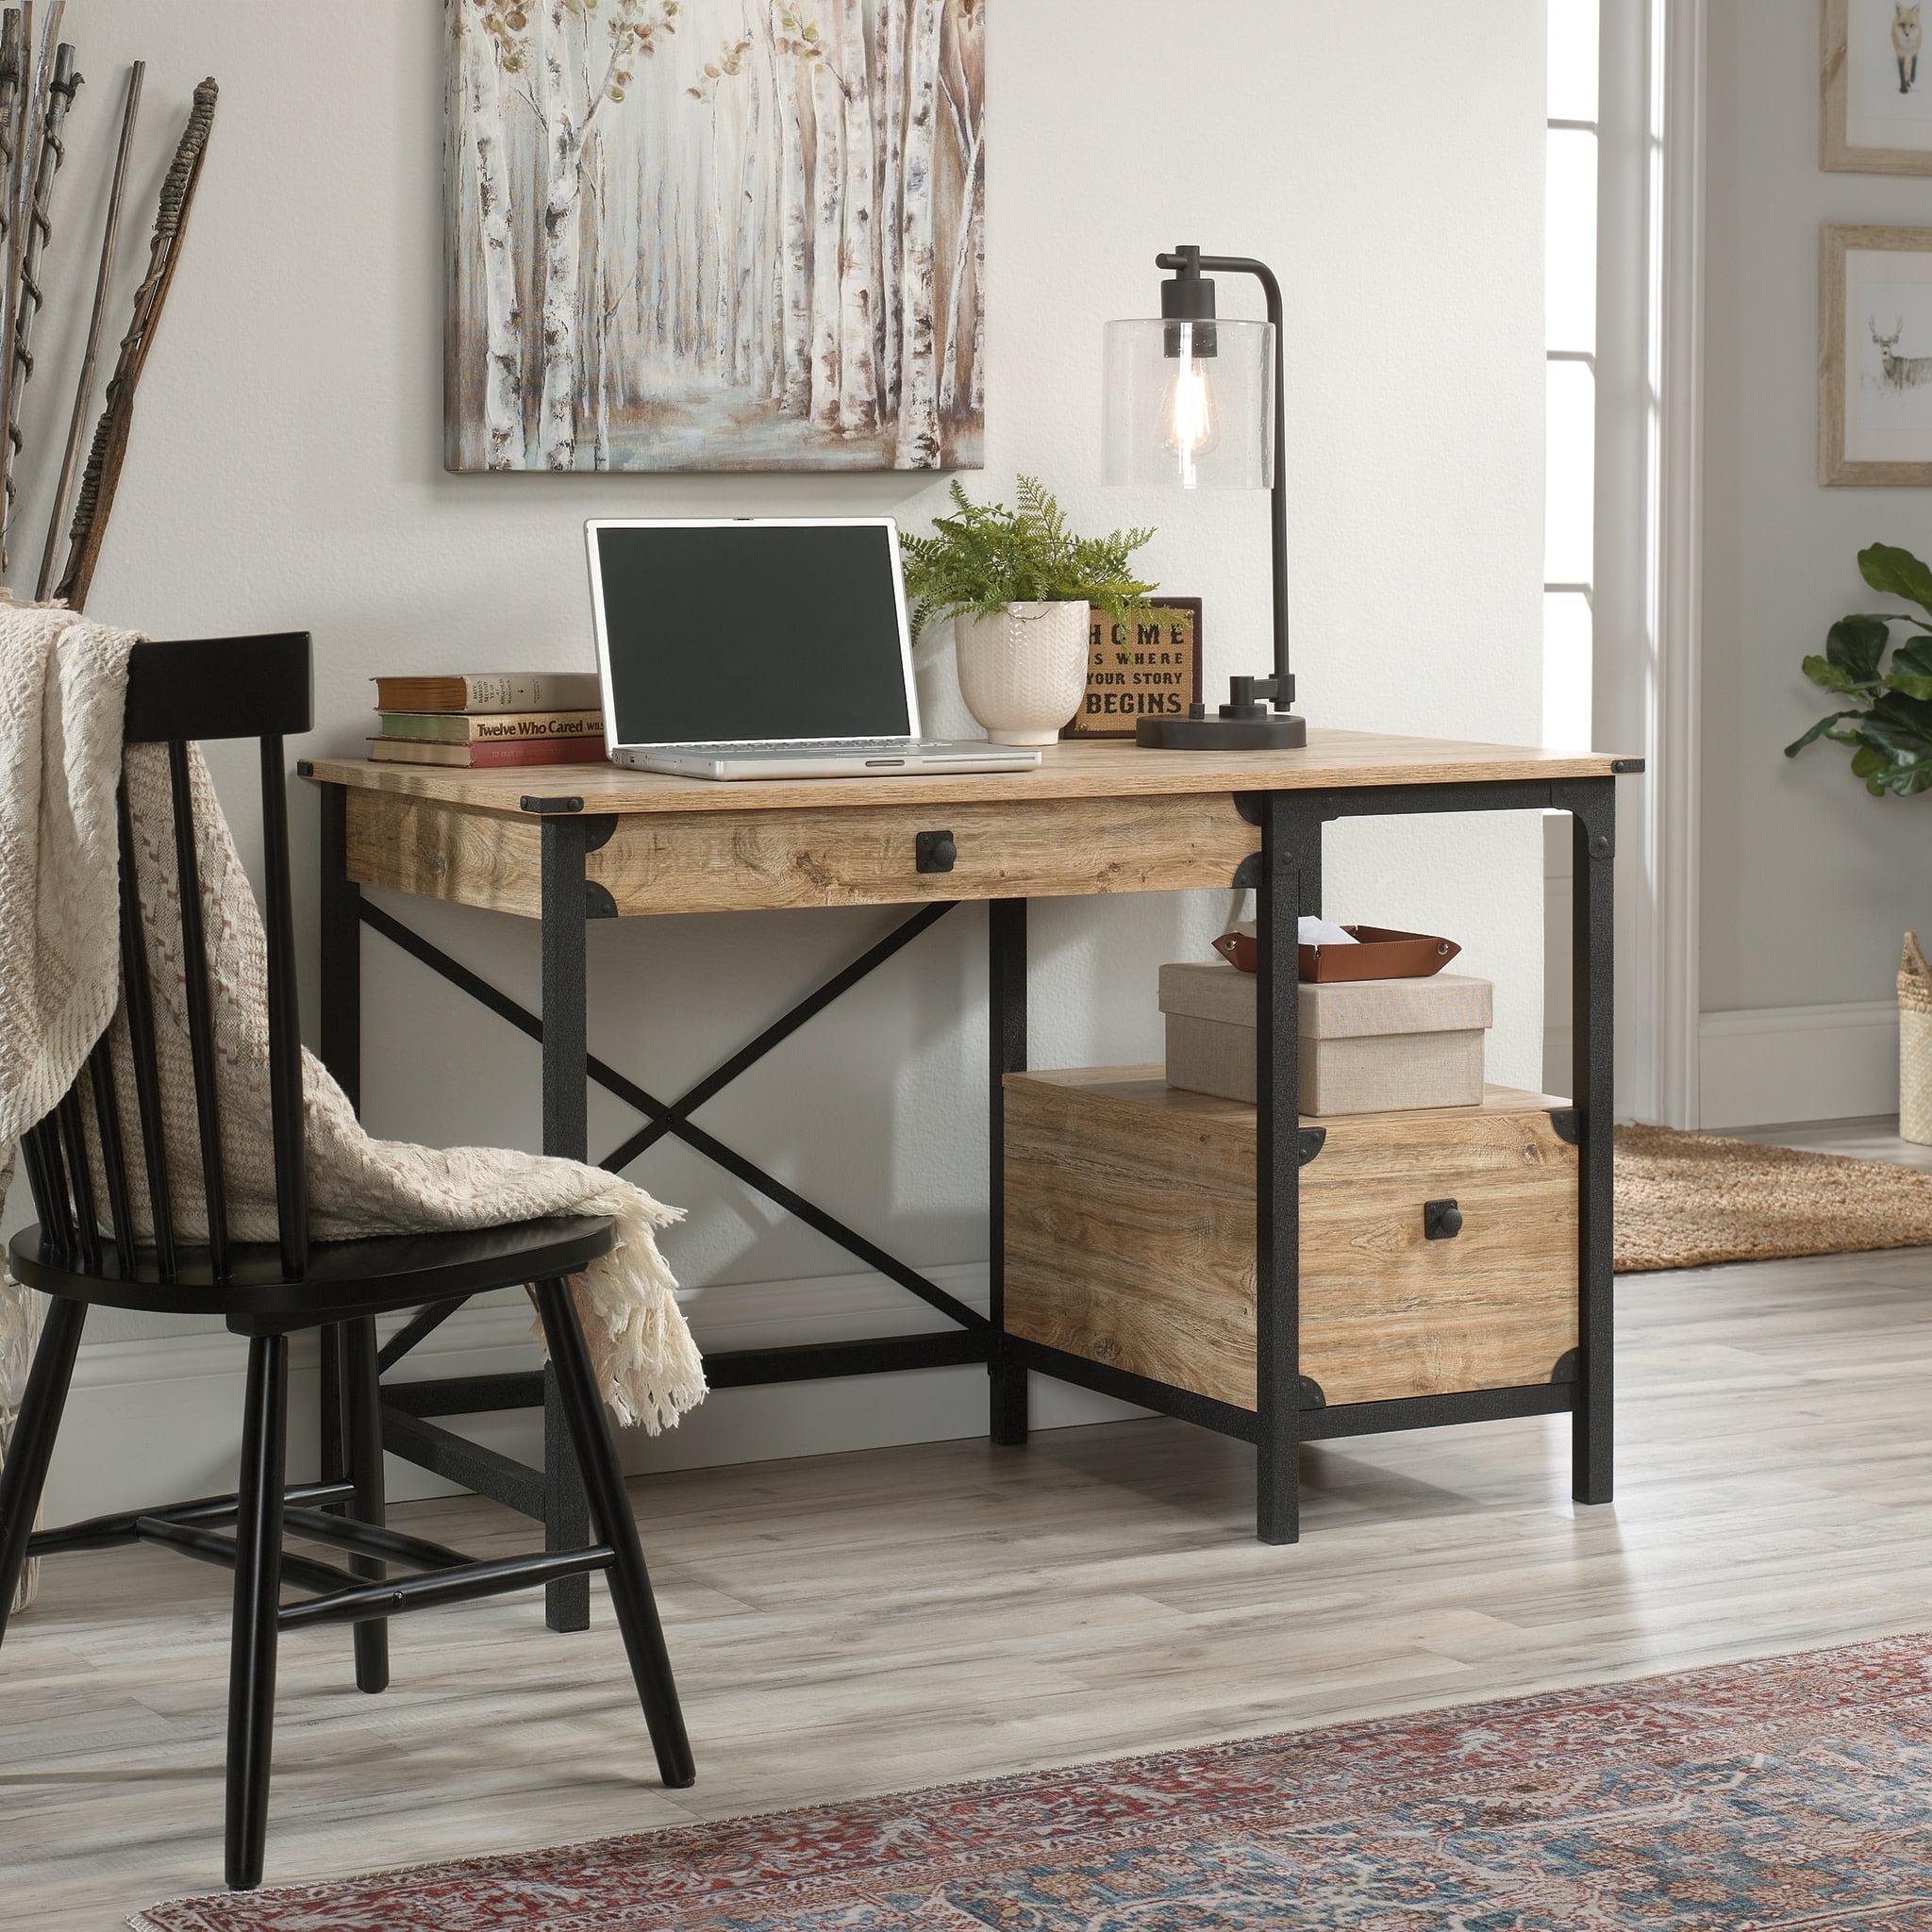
{"left": 341, "top": 1316, "right": 389, "bottom": 1694}
{"left": 533, "top": 1278, "right": 695, "bottom": 1790}
{"left": 318, "top": 1324, "right": 346, "bottom": 1507}
{"left": 0, "top": 1296, "right": 86, "bottom": 1645}
{"left": 225, "top": 1334, "right": 288, "bottom": 1892}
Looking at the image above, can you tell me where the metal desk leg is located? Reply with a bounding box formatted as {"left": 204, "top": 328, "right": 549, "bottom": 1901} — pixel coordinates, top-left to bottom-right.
{"left": 1562, "top": 777, "right": 1615, "bottom": 1506}
{"left": 1255, "top": 794, "right": 1309, "bottom": 1544}
{"left": 317, "top": 784, "right": 361, "bottom": 1507}
{"left": 988, "top": 898, "right": 1028, "bottom": 1446}
{"left": 541, "top": 818, "right": 595, "bottom": 1633}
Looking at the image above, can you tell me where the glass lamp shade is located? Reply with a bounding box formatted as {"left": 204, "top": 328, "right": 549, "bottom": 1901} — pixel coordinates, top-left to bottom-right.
{"left": 1102, "top": 317, "right": 1274, "bottom": 491}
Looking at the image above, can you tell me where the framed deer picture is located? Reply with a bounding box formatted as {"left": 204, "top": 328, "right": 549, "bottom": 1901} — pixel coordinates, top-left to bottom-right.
{"left": 444, "top": 0, "right": 986, "bottom": 473}
{"left": 1824, "top": 0, "right": 1932, "bottom": 174}
{"left": 1821, "top": 225, "right": 1932, "bottom": 485}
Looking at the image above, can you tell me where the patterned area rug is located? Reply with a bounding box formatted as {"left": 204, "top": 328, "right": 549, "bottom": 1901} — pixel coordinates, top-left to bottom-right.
{"left": 1616, "top": 1124, "right": 1932, "bottom": 1273}
{"left": 133, "top": 1634, "right": 1932, "bottom": 1931}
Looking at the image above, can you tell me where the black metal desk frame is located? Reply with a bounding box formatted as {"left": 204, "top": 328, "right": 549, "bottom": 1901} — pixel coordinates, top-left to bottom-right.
{"left": 310, "top": 766, "right": 1624, "bottom": 1628}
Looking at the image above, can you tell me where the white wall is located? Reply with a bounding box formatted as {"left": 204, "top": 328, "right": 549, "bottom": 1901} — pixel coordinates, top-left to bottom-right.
{"left": 1701, "top": 0, "right": 1932, "bottom": 1124}
{"left": 6, "top": 1, "right": 1547, "bottom": 1512}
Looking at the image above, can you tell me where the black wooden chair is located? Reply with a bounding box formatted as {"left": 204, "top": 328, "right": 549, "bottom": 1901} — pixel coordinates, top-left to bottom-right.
{"left": 0, "top": 634, "right": 693, "bottom": 1891}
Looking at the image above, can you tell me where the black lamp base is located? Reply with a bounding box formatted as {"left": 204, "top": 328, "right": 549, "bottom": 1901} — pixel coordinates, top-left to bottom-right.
{"left": 1137, "top": 710, "right": 1307, "bottom": 751}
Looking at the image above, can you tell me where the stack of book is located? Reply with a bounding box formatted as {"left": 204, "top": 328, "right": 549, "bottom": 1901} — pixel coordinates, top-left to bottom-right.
{"left": 368, "top": 672, "right": 606, "bottom": 768}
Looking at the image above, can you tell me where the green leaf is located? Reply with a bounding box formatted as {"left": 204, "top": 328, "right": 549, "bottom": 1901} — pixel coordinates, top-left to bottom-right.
{"left": 1802, "top": 655, "right": 1877, "bottom": 696}
{"left": 1860, "top": 689, "right": 1932, "bottom": 760}
{"left": 1785, "top": 710, "right": 1859, "bottom": 756}
{"left": 1885, "top": 632, "right": 1932, "bottom": 700}
{"left": 1857, "top": 750, "right": 1932, "bottom": 794}
{"left": 1859, "top": 541, "right": 1932, "bottom": 620}
{"left": 1825, "top": 612, "right": 1891, "bottom": 685}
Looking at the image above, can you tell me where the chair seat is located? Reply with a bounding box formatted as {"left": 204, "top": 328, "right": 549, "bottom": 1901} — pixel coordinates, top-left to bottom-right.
{"left": 6, "top": 1214, "right": 616, "bottom": 1331}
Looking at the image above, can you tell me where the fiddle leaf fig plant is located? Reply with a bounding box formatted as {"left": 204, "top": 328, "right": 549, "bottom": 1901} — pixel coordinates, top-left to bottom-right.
{"left": 1787, "top": 541, "right": 1932, "bottom": 796}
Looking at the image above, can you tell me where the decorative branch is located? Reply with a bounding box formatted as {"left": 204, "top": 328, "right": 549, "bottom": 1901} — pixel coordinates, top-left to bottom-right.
{"left": 38, "top": 59, "right": 139, "bottom": 600}
{"left": 55, "top": 76, "right": 217, "bottom": 612}
{"left": 1, "top": 39, "right": 80, "bottom": 563}
{"left": 20, "top": 0, "right": 58, "bottom": 236}
{"left": 0, "top": 12, "right": 24, "bottom": 294}
{"left": 0, "top": 0, "right": 34, "bottom": 547}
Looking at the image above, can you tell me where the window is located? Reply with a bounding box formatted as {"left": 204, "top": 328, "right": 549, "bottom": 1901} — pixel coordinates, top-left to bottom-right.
{"left": 1545, "top": 0, "right": 1599, "bottom": 749}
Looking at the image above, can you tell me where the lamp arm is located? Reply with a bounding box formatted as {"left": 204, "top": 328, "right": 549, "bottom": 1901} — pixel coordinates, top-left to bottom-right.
{"left": 1154, "top": 251, "right": 1291, "bottom": 703}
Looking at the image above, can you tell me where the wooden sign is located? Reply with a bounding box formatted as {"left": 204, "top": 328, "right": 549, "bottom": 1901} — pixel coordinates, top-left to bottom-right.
{"left": 1067, "top": 600, "right": 1204, "bottom": 738}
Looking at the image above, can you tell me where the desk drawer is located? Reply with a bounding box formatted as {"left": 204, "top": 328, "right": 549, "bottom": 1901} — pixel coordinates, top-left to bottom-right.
{"left": 343, "top": 790, "right": 1258, "bottom": 917}
{"left": 589, "top": 795, "right": 1256, "bottom": 914}
{"left": 1003, "top": 1068, "right": 1578, "bottom": 1409}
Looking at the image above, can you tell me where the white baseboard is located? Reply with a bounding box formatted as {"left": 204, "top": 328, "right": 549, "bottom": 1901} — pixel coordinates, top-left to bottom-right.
{"left": 1697, "top": 1000, "right": 1899, "bottom": 1129}
{"left": 42, "top": 1262, "right": 1143, "bottom": 1525}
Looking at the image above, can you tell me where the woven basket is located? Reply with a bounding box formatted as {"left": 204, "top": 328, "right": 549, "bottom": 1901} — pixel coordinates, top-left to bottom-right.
{"left": 1903, "top": 931, "right": 1932, "bottom": 1147}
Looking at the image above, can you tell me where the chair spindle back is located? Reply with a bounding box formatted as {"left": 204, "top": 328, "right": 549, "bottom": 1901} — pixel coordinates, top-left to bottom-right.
{"left": 17, "top": 634, "right": 314, "bottom": 1289}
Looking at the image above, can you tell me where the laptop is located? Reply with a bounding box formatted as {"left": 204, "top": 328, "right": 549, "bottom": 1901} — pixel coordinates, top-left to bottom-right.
{"left": 586, "top": 516, "right": 1043, "bottom": 780}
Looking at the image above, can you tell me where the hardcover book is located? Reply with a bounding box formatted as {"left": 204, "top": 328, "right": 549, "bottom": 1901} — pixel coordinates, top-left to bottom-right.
{"left": 377, "top": 709, "right": 605, "bottom": 743}
{"left": 367, "top": 736, "right": 606, "bottom": 769}
{"left": 371, "top": 672, "right": 600, "bottom": 714}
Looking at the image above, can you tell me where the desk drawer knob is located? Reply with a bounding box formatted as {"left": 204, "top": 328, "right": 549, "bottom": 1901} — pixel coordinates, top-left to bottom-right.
{"left": 1423, "top": 1198, "right": 1463, "bottom": 1241}
{"left": 916, "top": 829, "right": 958, "bottom": 874}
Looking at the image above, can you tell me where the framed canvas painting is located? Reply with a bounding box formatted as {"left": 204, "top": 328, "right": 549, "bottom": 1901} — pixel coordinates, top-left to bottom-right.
{"left": 1824, "top": 0, "right": 1932, "bottom": 173}
{"left": 1820, "top": 224, "right": 1932, "bottom": 484}
{"left": 443, "top": 0, "right": 986, "bottom": 473}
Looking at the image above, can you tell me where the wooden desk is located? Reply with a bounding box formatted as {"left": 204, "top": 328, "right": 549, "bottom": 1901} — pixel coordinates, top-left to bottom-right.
{"left": 301, "top": 731, "right": 1640, "bottom": 1629}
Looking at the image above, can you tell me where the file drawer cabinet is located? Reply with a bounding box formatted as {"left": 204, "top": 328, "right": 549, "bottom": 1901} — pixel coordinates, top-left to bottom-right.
{"left": 1004, "top": 1068, "right": 1579, "bottom": 1412}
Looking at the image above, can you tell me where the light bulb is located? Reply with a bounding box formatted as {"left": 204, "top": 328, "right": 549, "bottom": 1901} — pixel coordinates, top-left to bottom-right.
{"left": 1160, "top": 333, "right": 1221, "bottom": 489}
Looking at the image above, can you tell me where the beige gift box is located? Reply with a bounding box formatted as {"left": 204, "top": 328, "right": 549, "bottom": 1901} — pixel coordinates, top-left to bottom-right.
{"left": 1158, "top": 961, "right": 1493, "bottom": 1115}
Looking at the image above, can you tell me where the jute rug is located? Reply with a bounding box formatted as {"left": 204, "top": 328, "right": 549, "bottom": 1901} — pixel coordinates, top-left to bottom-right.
{"left": 1616, "top": 1124, "right": 1932, "bottom": 1273}
{"left": 130, "top": 1633, "right": 1932, "bottom": 1930}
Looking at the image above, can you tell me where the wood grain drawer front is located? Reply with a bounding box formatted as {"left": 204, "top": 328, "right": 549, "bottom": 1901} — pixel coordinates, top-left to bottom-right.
{"left": 345, "top": 791, "right": 545, "bottom": 916}
{"left": 590, "top": 794, "right": 1259, "bottom": 915}
{"left": 341, "top": 789, "right": 1256, "bottom": 919}
{"left": 1003, "top": 1073, "right": 1578, "bottom": 1412}
{"left": 1299, "top": 1109, "right": 1577, "bottom": 1407}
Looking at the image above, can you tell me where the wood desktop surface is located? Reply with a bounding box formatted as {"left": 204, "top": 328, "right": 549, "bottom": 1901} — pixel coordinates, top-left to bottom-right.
{"left": 303, "top": 733, "right": 1636, "bottom": 920}
{"left": 300, "top": 729, "right": 1634, "bottom": 818}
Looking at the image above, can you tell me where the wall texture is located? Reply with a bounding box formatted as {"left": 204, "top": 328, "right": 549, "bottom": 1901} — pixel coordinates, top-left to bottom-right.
{"left": 4, "top": 1, "right": 1547, "bottom": 1511}
{"left": 1702, "top": 0, "right": 1932, "bottom": 1119}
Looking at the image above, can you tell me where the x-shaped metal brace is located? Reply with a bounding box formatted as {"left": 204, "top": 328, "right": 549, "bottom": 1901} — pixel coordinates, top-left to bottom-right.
{"left": 357, "top": 898, "right": 984, "bottom": 1338}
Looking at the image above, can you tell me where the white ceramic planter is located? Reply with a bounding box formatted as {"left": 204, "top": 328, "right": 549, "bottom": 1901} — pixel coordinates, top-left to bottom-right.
{"left": 953, "top": 601, "right": 1089, "bottom": 746}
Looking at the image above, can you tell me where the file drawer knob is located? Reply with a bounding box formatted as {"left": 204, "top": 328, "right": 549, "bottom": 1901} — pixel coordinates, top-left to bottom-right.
{"left": 1423, "top": 1198, "right": 1463, "bottom": 1241}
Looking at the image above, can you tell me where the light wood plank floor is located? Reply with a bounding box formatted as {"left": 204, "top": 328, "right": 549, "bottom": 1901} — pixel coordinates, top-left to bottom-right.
{"left": 5, "top": 1120, "right": 1931, "bottom": 1927}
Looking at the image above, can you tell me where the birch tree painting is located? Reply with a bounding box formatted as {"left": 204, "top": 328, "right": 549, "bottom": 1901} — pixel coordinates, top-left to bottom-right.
{"left": 444, "top": 0, "right": 986, "bottom": 471}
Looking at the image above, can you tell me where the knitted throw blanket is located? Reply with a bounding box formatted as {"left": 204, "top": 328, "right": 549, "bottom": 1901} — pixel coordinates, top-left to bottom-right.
{"left": 0, "top": 606, "right": 706, "bottom": 1433}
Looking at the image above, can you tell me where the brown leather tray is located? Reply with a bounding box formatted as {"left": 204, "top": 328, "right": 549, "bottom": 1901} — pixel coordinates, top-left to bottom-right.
{"left": 1210, "top": 924, "right": 1461, "bottom": 981}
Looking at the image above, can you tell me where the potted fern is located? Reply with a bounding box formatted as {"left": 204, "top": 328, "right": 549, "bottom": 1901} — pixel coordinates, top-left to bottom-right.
{"left": 902, "top": 477, "right": 1158, "bottom": 745}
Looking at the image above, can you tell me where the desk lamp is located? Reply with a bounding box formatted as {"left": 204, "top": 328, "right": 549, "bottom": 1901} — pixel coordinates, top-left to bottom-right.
{"left": 1102, "top": 244, "right": 1307, "bottom": 749}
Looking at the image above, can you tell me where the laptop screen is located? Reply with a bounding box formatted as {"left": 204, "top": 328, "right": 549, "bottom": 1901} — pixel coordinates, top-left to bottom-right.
{"left": 593, "top": 522, "right": 914, "bottom": 744}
